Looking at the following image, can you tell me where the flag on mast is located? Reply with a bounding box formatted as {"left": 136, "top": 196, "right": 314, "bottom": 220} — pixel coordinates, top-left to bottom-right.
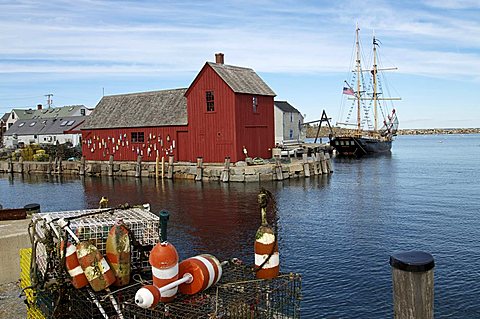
{"left": 343, "top": 87, "right": 355, "bottom": 96}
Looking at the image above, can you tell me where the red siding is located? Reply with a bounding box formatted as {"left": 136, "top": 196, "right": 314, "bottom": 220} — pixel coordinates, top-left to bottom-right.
{"left": 235, "top": 94, "right": 275, "bottom": 160}
{"left": 185, "top": 65, "right": 237, "bottom": 162}
{"left": 83, "top": 63, "right": 275, "bottom": 163}
{"left": 81, "top": 126, "right": 188, "bottom": 162}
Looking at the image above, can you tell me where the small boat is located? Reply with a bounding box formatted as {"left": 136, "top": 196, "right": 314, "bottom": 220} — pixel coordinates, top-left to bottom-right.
{"left": 331, "top": 25, "right": 400, "bottom": 156}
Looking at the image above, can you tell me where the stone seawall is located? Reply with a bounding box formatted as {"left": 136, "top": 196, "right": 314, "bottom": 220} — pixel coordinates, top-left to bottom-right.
{"left": 0, "top": 153, "right": 333, "bottom": 182}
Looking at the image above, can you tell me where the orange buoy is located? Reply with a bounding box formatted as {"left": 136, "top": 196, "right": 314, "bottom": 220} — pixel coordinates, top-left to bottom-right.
{"left": 149, "top": 211, "right": 179, "bottom": 303}
{"left": 135, "top": 285, "right": 161, "bottom": 309}
{"left": 77, "top": 241, "right": 116, "bottom": 292}
{"left": 254, "top": 227, "right": 279, "bottom": 279}
{"left": 106, "top": 219, "right": 131, "bottom": 286}
{"left": 64, "top": 241, "right": 89, "bottom": 289}
{"left": 178, "top": 254, "right": 223, "bottom": 295}
{"left": 254, "top": 190, "right": 279, "bottom": 279}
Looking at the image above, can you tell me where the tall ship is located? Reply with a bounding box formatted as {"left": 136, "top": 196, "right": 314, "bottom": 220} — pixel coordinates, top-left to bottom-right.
{"left": 330, "top": 25, "right": 400, "bottom": 156}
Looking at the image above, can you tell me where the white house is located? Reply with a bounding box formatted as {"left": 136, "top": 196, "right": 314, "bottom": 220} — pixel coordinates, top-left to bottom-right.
{"left": 274, "top": 101, "right": 305, "bottom": 145}
{"left": 3, "top": 104, "right": 91, "bottom": 148}
{"left": 5, "top": 104, "right": 91, "bottom": 129}
{"left": 4, "top": 116, "right": 86, "bottom": 148}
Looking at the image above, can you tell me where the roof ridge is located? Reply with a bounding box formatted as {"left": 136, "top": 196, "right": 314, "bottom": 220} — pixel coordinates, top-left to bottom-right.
{"left": 207, "top": 62, "right": 253, "bottom": 71}
{"left": 105, "top": 87, "right": 188, "bottom": 98}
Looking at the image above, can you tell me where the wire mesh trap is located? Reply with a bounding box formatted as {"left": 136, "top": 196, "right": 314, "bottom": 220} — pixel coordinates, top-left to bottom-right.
{"left": 121, "top": 262, "right": 302, "bottom": 319}
{"left": 23, "top": 205, "right": 301, "bottom": 318}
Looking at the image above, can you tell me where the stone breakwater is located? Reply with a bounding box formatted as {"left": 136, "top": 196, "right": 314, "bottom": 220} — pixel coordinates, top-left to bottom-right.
{"left": 0, "top": 154, "right": 333, "bottom": 183}
{"left": 397, "top": 128, "right": 480, "bottom": 135}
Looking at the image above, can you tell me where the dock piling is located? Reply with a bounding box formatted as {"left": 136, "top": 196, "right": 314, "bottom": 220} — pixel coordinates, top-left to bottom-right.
{"left": 274, "top": 156, "right": 284, "bottom": 180}
{"left": 325, "top": 152, "right": 333, "bottom": 173}
{"left": 161, "top": 156, "right": 165, "bottom": 179}
{"left": 195, "top": 157, "right": 203, "bottom": 181}
{"left": 390, "top": 251, "right": 435, "bottom": 319}
{"left": 7, "top": 157, "right": 13, "bottom": 174}
{"left": 135, "top": 155, "right": 142, "bottom": 178}
{"left": 19, "top": 157, "right": 24, "bottom": 175}
{"left": 220, "top": 157, "right": 230, "bottom": 182}
{"left": 79, "top": 156, "right": 85, "bottom": 176}
{"left": 302, "top": 154, "right": 310, "bottom": 177}
{"left": 54, "top": 157, "right": 59, "bottom": 174}
{"left": 58, "top": 157, "right": 63, "bottom": 175}
{"left": 108, "top": 155, "right": 114, "bottom": 176}
{"left": 166, "top": 155, "right": 174, "bottom": 179}
{"left": 319, "top": 152, "right": 328, "bottom": 174}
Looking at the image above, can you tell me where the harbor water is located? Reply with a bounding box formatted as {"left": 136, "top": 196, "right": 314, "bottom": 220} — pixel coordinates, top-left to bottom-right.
{"left": 1, "top": 134, "right": 480, "bottom": 318}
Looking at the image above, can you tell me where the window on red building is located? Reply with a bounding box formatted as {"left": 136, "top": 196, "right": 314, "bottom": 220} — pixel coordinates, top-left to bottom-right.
{"left": 131, "top": 132, "right": 144, "bottom": 143}
{"left": 206, "top": 91, "right": 214, "bottom": 112}
{"left": 253, "top": 96, "right": 258, "bottom": 113}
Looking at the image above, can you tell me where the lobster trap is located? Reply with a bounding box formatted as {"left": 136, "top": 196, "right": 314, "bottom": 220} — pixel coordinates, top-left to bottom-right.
{"left": 31, "top": 206, "right": 159, "bottom": 278}
{"left": 24, "top": 206, "right": 159, "bottom": 318}
{"left": 22, "top": 205, "right": 302, "bottom": 318}
{"left": 121, "top": 262, "right": 302, "bottom": 318}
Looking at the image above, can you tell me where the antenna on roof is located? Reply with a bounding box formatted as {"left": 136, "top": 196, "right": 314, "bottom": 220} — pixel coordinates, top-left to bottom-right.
{"left": 45, "top": 94, "right": 53, "bottom": 108}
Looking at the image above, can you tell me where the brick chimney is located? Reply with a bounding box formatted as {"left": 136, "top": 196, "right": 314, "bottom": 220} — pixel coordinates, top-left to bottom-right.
{"left": 37, "top": 104, "right": 43, "bottom": 110}
{"left": 215, "top": 53, "right": 224, "bottom": 64}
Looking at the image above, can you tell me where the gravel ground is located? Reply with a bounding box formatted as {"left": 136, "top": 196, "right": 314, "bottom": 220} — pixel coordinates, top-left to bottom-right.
{"left": 0, "top": 281, "right": 27, "bottom": 319}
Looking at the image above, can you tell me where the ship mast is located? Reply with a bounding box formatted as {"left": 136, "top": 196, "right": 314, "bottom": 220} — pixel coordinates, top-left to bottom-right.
{"left": 373, "top": 32, "right": 378, "bottom": 132}
{"left": 355, "top": 25, "right": 362, "bottom": 136}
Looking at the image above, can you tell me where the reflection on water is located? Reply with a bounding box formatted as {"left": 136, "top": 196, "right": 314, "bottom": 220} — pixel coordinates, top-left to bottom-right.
{"left": 2, "top": 135, "right": 480, "bottom": 318}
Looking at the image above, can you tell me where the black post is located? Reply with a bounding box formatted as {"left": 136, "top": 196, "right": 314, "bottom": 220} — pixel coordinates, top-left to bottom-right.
{"left": 159, "top": 210, "right": 170, "bottom": 242}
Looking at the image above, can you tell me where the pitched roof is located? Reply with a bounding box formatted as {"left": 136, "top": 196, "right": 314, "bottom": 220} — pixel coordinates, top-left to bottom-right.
{"left": 274, "top": 101, "right": 301, "bottom": 114}
{"left": 204, "top": 62, "right": 276, "bottom": 96}
{"left": 1, "top": 112, "right": 10, "bottom": 122}
{"left": 82, "top": 88, "right": 188, "bottom": 130}
{"left": 12, "top": 105, "right": 87, "bottom": 120}
{"left": 4, "top": 116, "right": 86, "bottom": 136}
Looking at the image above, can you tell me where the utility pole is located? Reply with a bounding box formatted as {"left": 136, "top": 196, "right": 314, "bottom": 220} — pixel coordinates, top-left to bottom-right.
{"left": 45, "top": 94, "right": 53, "bottom": 108}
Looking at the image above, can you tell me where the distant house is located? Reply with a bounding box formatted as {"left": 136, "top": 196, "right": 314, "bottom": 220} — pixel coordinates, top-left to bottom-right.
{"left": 5, "top": 104, "right": 91, "bottom": 130}
{"left": 4, "top": 116, "right": 87, "bottom": 148}
{"left": 81, "top": 53, "right": 276, "bottom": 163}
{"left": 274, "top": 101, "right": 305, "bottom": 145}
{"left": 1, "top": 113, "right": 10, "bottom": 147}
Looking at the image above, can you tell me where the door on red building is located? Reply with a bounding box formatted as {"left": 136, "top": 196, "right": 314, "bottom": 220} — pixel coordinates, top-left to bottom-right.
{"left": 177, "top": 131, "right": 189, "bottom": 162}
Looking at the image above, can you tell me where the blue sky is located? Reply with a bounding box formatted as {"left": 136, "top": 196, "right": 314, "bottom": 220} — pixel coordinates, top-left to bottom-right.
{"left": 0, "top": 0, "right": 479, "bottom": 129}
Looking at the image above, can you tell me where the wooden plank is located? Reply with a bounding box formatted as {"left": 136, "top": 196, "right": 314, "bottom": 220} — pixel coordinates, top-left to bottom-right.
{"left": 0, "top": 208, "right": 27, "bottom": 221}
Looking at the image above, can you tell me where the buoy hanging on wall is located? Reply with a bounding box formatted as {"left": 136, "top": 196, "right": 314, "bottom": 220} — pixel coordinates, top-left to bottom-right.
{"left": 254, "top": 189, "right": 279, "bottom": 279}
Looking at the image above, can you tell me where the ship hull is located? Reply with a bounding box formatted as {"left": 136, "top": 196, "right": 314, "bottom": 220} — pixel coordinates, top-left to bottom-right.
{"left": 330, "top": 136, "right": 391, "bottom": 157}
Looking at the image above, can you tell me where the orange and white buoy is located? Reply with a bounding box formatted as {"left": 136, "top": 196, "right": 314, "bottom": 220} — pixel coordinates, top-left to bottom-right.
{"left": 106, "top": 219, "right": 131, "bottom": 287}
{"left": 135, "top": 254, "right": 224, "bottom": 309}
{"left": 254, "top": 227, "right": 279, "bottom": 279}
{"left": 149, "top": 241, "right": 179, "bottom": 302}
{"left": 149, "top": 211, "right": 179, "bottom": 303}
{"left": 178, "top": 254, "right": 223, "bottom": 295}
{"left": 254, "top": 190, "right": 279, "bottom": 279}
{"left": 76, "top": 241, "right": 117, "bottom": 292}
{"left": 64, "top": 241, "right": 89, "bottom": 289}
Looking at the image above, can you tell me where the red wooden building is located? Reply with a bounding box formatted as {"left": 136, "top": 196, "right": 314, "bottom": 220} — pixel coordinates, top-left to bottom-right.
{"left": 81, "top": 54, "right": 276, "bottom": 163}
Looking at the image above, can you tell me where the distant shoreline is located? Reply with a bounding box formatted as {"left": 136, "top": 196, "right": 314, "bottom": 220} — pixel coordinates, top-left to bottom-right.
{"left": 305, "top": 127, "right": 480, "bottom": 137}
{"left": 397, "top": 128, "right": 480, "bottom": 135}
